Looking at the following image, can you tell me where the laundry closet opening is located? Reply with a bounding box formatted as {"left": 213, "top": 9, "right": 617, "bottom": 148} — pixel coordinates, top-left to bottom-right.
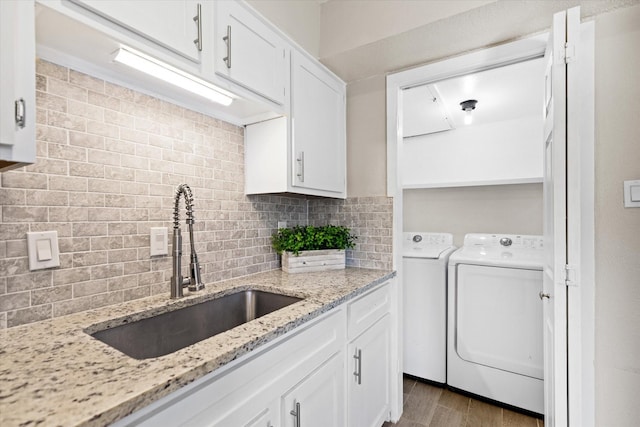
{"left": 400, "top": 56, "right": 544, "bottom": 245}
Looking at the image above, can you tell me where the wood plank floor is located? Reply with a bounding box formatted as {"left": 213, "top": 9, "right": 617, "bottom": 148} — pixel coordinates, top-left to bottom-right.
{"left": 382, "top": 377, "right": 544, "bottom": 427}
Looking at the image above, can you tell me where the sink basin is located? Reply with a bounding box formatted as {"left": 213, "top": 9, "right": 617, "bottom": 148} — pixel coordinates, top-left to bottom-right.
{"left": 90, "top": 290, "right": 303, "bottom": 359}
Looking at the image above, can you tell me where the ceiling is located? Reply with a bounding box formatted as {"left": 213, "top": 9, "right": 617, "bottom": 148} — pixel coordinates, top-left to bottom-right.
{"left": 403, "top": 57, "right": 544, "bottom": 138}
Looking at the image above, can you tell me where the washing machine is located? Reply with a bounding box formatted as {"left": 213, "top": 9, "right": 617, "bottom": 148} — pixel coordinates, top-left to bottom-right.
{"left": 447, "top": 233, "right": 544, "bottom": 414}
{"left": 403, "top": 232, "right": 456, "bottom": 383}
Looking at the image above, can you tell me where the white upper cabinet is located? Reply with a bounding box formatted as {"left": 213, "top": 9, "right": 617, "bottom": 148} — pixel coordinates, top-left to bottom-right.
{"left": 244, "top": 49, "right": 346, "bottom": 199}
{"left": 214, "top": 0, "right": 288, "bottom": 106}
{"left": 68, "top": 0, "right": 204, "bottom": 63}
{"left": 1, "top": 0, "right": 36, "bottom": 172}
{"left": 291, "top": 50, "right": 346, "bottom": 196}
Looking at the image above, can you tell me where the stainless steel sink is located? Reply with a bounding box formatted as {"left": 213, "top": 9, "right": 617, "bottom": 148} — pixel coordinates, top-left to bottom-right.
{"left": 90, "top": 290, "right": 303, "bottom": 359}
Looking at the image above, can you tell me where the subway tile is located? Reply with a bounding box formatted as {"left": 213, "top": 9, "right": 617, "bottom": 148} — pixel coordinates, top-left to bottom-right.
{"left": 47, "top": 110, "right": 87, "bottom": 131}
{"left": 36, "top": 59, "right": 68, "bottom": 81}
{"left": 0, "top": 292, "right": 30, "bottom": 311}
{"left": 69, "top": 130, "right": 104, "bottom": 149}
{"left": 88, "top": 148, "right": 121, "bottom": 166}
{"left": 25, "top": 157, "right": 68, "bottom": 175}
{"left": 3, "top": 206, "right": 48, "bottom": 222}
{"left": 72, "top": 251, "right": 108, "bottom": 267}
{"left": 86, "top": 120, "right": 119, "bottom": 138}
{"left": 69, "top": 161, "right": 104, "bottom": 178}
{"left": 104, "top": 138, "right": 135, "bottom": 155}
{"left": 25, "top": 190, "right": 68, "bottom": 206}
{"left": 48, "top": 176, "right": 88, "bottom": 193}
{"left": 48, "top": 143, "right": 87, "bottom": 162}
{"left": 73, "top": 279, "right": 108, "bottom": 297}
{"left": 68, "top": 192, "right": 105, "bottom": 207}
{"left": 53, "top": 267, "right": 91, "bottom": 286}
{"left": 88, "top": 90, "right": 121, "bottom": 111}
{"left": 36, "top": 74, "right": 47, "bottom": 91}
{"left": 72, "top": 222, "right": 108, "bottom": 237}
{"left": 68, "top": 99, "right": 103, "bottom": 121}
{"left": 69, "top": 69, "right": 105, "bottom": 93}
{"left": 119, "top": 285, "right": 150, "bottom": 302}
{"left": 37, "top": 91, "right": 67, "bottom": 113}
{"left": 87, "top": 178, "right": 120, "bottom": 194}
{"left": 5, "top": 240, "right": 26, "bottom": 258}
{"left": 32, "top": 285, "right": 73, "bottom": 305}
{"left": 0, "top": 188, "right": 26, "bottom": 205}
{"left": 48, "top": 78, "right": 88, "bottom": 102}
{"left": 7, "top": 304, "right": 52, "bottom": 327}
{"left": 1, "top": 171, "right": 48, "bottom": 189}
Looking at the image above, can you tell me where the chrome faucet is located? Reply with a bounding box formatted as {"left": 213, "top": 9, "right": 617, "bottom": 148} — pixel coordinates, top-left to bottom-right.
{"left": 171, "top": 184, "right": 205, "bottom": 298}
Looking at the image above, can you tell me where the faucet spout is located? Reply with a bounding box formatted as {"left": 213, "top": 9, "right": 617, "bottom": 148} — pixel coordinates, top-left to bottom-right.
{"left": 171, "top": 184, "right": 205, "bottom": 299}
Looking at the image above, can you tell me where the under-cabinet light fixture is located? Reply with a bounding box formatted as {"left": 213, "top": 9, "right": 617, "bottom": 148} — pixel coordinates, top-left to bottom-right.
{"left": 460, "top": 99, "right": 478, "bottom": 125}
{"left": 113, "top": 46, "right": 234, "bottom": 106}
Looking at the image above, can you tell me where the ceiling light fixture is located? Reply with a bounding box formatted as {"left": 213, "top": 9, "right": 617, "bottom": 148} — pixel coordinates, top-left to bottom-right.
{"left": 113, "top": 46, "right": 235, "bottom": 106}
{"left": 460, "top": 99, "right": 478, "bottom": 125}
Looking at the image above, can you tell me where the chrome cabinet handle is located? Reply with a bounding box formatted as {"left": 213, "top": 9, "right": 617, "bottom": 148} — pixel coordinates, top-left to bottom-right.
{"left": 193, "top": 3, "right": 202, "bottom": 51}
{"left": 353, "top": 348, "right": 362, "bottom": 385}
{"left": 296, "top": 151, "right": 305, "bottom": 182}
{"left": 15, "top": 98, "right": 25, "bottom": 128}
{"left": 223, "top": 25, "right": 231, "bottom": 68}
{"left": 290, "top": 401, "right": 301, "bottom": 427}
{"left": 539, "top": 291, "right": 550, "bottom": 300}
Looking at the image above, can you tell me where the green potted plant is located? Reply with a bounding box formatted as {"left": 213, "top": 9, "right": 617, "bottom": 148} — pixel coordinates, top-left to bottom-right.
{"left": 272, "top": 225, "right": 356, "bottom": 273}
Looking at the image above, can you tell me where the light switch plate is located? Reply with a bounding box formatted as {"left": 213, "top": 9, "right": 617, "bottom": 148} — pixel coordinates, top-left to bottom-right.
{"left": 150, "top": 227, "right": 168, "bottom": 256}
{"left": 623, "top": 180, "right": 640, "bottom": 208}
{"left": 27, "top": 231, "right": 60, "bottom": 271}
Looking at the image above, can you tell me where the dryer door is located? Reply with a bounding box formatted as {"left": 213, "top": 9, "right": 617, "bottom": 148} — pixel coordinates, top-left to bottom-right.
{"left": 455, "top": 264, "right": 543, "bottom": 379}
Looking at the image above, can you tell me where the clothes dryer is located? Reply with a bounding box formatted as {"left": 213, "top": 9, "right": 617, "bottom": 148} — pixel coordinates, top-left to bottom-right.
{"left": 402, "top": 232, "right": 456, "bottom": 383}
{"left": 447, "top": 233, "right": 544, "bottom": 414}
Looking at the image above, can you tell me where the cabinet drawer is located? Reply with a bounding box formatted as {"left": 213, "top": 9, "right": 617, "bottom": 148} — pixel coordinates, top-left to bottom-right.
{"left": 347, "top": 283, "right": 391, "bottom": 340}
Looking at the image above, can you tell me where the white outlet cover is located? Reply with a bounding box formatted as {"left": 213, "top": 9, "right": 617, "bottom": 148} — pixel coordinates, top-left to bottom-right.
{"left": 150, "top": 227, "right": 168, "bottom": 256}
{"left": 27, "top": 231, "right": 60, "bottom": 271}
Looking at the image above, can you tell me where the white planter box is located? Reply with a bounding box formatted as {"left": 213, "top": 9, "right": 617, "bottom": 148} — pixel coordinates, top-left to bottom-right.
{"left": 281, "top": 249, "right": 346, "bottom": 273}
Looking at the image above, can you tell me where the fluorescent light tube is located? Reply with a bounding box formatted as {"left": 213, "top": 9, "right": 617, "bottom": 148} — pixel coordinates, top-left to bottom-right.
{"left": 113, "top": 47, "right": 234, "bottom": 106}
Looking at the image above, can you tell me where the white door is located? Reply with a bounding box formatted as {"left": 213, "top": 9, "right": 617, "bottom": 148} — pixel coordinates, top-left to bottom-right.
{"left": 70, "top": 0, "right": 203, "bottom": 62}
{"left": 214, "top": 0, "right": 287, "bottom": 105}
{"left": 282, "top": 353, "right": 345, "bottom": 427}
{"left": 348, "top": 315, "right": 391, "bottom": 427}
{"left": 543, "top": 7, "right": 581, "bottom": 427}
{"left": 291, "top": 50, "right": 346, "bottom": 196}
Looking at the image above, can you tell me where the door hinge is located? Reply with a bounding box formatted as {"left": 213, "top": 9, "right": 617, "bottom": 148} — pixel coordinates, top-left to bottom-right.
{"left": 565, "top": 264, "right": 579, "bottom": 287}
{"left": 565, "top": 42, "right": 576, "bottom": 63}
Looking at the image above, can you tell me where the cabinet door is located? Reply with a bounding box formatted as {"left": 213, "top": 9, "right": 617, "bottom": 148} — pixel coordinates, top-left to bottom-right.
{"left": 214, "top": 1, "right": 287, "bottom": 105}
{"left": 348, "top": 315, "right": 391, "bottom": 427}
{"left": 0, "top": 0, "right": 36, "bottom": 171}
{"left": 282, "top": 353, "right": 345, "bottom": 427}
{"left": 69, "top": 0, "right": 203, "bottom": 62}
{"left": 291, "top": 50, "right": 346, "bottom": 197}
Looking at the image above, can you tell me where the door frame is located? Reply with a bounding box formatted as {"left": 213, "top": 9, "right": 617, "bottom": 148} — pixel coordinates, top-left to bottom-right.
{"left": 386, "top": 25, "right": 594, "bottom": 425}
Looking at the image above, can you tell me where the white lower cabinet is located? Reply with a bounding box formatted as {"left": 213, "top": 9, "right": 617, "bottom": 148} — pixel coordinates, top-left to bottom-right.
{"left": 113, "top": 281, "right": 394, "bottom": 427}
{"left": 282, "top": 353, "right": 345, "bottom": 427}
{"left": 348, "top": 315, "right": 391, "bottom": 427}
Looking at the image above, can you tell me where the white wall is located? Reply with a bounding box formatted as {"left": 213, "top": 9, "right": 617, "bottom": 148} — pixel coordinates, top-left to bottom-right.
{"left": 402, "top": 116, "right": 543, "bottom": 188}
{"left": 593, "top": 5, "right": 640, "bottom": 425}
{"left": 319, "top": 0, "right": 495, "bottom": 58}
{"left": 246, "top": 0, "right": 322, "bottom": 58}
{"left": 404, "top": 184, "right": 543, "bottom": 247}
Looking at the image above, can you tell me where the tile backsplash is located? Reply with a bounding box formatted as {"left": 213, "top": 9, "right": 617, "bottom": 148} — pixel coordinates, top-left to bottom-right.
{"left": 0, "top": 60, "right": 392, "bottom": 329}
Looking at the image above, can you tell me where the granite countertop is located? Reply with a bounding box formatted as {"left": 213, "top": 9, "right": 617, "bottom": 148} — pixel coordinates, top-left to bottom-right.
{"left": 0, "top": 267, "right": 394, "bottom": 427}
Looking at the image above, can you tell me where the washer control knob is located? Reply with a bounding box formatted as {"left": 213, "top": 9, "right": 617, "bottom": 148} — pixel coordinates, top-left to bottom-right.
{"left": 412, "top": 234, "right": 422, "bottom": 243}
{"left": 500, "top": 237, "right": 513, "bottom": 247}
